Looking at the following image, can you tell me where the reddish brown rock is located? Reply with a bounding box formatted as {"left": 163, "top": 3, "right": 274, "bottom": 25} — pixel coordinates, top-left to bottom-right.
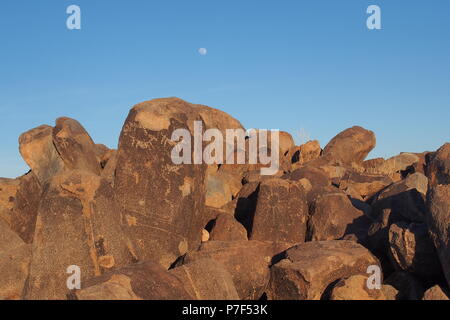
{"left": 286, "top": 166, "right": 330, "bottom": 188}
{"left": 339, "top": 171, "right": 393, "bottom": 200}
{"left": 322, "top": 126, "right": 376, "bottom": 166}
{"left": 25, "top": 170, "right": 136, "bottom": 300}
{"left": 0, "top": 177, "right": 19, "bottom": 226}
{"left": 427, "top": 184, "right": 450, "bottom": 288}
{"left": 250, "top": 178, "right": 308, "bottom": 243}
{"left": 329, "top": 275, "right": 386, "bottom": 300}
{"left": 423, "top": 285, "right": 450, "bottom": 300}
{"left": 170, "top": 258, "right": 240, "bottom": 300}
{"left": 267, "top": 240, "right": 380, "bottom": 300}
{"left": 114, "top": 98, "right": 208, "bottom": 268}
{"left": 307, "top": 189, "right": 366, "bottom": 241}
{"left": 361, "top": 153, "right": 420, "bottom": 181}
{"left": 52, "top": 117, "right": 101, "bottom": 175}
{"left": 208, "top": 212, "right": 248, "bottom": 241}
{"left": 426, "top": 143, "right": 450, "bottom": 186}
{"left": 289, "top": 140, "right": 322, "bottom": 170}
{"left": 205, "top": 167, "right": 242, "bottom": 208}
{"left": 10, "top": 172, "right": 41, "bottom": 244}
{"left": 19, "top": 125, "right": 66, "bottom": 184}
{"left": 72, "top": 261, "right": 191, "bottom": 300}
{"left": 388, "top": 222, "right": 441, "bottom": 278}
{"left": 183, "top": 240, "right": 291, "bottom": 300}
{"left": 0, "top": 220, "right": 32, "bottom": 300}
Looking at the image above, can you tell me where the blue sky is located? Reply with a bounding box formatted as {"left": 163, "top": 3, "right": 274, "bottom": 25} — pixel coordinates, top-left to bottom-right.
{"left": 0, "top": 0, "right": 449, "bottom": 178}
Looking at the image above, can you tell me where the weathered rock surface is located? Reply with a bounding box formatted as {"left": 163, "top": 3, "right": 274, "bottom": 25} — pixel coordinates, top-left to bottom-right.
{"left": 10, "top": 172, "right": 41, "bottom": 243}
{"left": 205, "top": 167, "right": 242, "bottom": 208}
{"left": 114, "top": 98, "right": 208, "bottom": 268}
{"left": 0, "top": 177, "right": 19, "bottom": 226}
{"left": 329, "top": 275, "right": 386, "bottom": 300}
{"left": 25, "top": 170, "right": 135, "bottom": 300}
{"left": 426, "top": 143, "right": 450, "bottom": 186}
{"left": 208, "top": 212, "right": 248, "bottom": 241}
{"left": 388, "top": 222, "right": 442, "bottom": 278}
{"left": 423, "top": 285, "right": 449, "bottom": 300}
{"left": 170, "top": 258, "right": 240, "bottom": 300}
{"left": 267, "top": 240, "right": 379, "bottom": 300}
{"left": 183, "top": 240, "right": 291, "bottom": 300}
{"left": 307, "top": 189, "right": 367, "bottom": 241}
{"left": 0, "top": 220, "right": 32, "bottom": 300}
{"left": 339, "top": 172, "right": 393, "bottom": 200}
{"left": 250, "top": 178, "right": 308, "bottom": 243}
{"left": 427, "top": 184, "right": 450, "bottom": 288}
{"left": 322, "top": 126, "right": 376, "bottom": 166}
{"left": 72, "top": 261, "right": 191, "bottom": 300}
{"left": 52, "top": 117, "right": 101, "bottom": 175}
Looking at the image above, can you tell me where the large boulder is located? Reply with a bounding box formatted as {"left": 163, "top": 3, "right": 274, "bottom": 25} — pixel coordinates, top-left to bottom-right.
{"left": 249, "top": 178, "right": 308, "bottom": 243}
{"left": 267, "top": 240, "right": 380, "bottom": 300}
{"left": 289, "top": 140, "right": 322, "bottom": 170}
{"left": 204, "top": 167, "right": 242, "bottom": 208}
{"left": 183, "top": 240, "right": 291, "bottom": 300}
{"left": 71, "top": 261, "right": 191, "bottom": 300}
{"left": 338, "top": 172, "right": 393, "bottom": 200}
{"left": 361, "top": 153, "right": 420, "bottom": 181}
{"left": 114, "top": 98, "right": 208, "bottom": 267}
{"left": 0, "top": 220, "right": 32, "bottom": 300}
{"left": 169, "top": 258, "right": 240, "bottom": 300}
{"left": 24, "top": 170, "right": 135, "bottom": 300}
{"left": 322, "top": 126, "right": 376, "bottom": 166}
{"left": 19, "top": 125, "right": 66, "bottom": 184}
{"left": 427, "top": 184, "right": 450, "bottom": 288}
{"left": 388, "top": 222, "right": 442, "bottom": 278}
{"left": 426, "top": 143, "right": 450, "bottom": 186}
{"left": 52, "top": 117, "right": 101, "bottom": 175}
{"left": 208, "top": 212, "right": 248, "bottom": 241}
{"left": 307, "top": 189, "right": 367, "bottom": 241}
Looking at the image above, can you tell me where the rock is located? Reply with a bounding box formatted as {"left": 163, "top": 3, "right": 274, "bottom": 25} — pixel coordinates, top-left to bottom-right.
{"left": 19, "top": 125, "right": 66, "bottom": 184}
{"left": 322, "top": 126, "right": 376, "bottom": 166}
{"left": 52, "top": 117, "right": 101, "bottom": 175}
{"left": 0, "top": 220, "right": 32, "bottom": 300}
{"left": 114, "top": 98, "right": 208, "bottom": 268}
{"left": 72, "top": 261, "right": 192, "bottom": 300}
{"left": 249, "top": 178, "right": 308, "bottom": 243}
{"left": 388, "top": 222, "right": 442, "bottom": 278}
{"left": 267, "top": 240, "right": 380, "bottom": 300}
{"left": 0, "top": 177, "right": 19, "bottom": 226}
{"left": 423, "top": 285, "right": 449, "bottom": 300}
{"left": 307, "top": 189, "right": 367, "bottom": 242}
{"left": 0, "top": 220, "right": 31, "bottom": 293}
{"left": 170, "top": 258, "right": 240, "bottom": 300}
{"left": 426, "top": 143, "right": 450, "bottom": 186}
{"left": 361, "top": 153, "right": 420, "bottom": 180}
{"left": 10, "top": 172, "right": 41, "bottom": 243}
{"left": 208, "top": 212, "right": 248, "bottom": 241}
{"left": 24, "top": 170, "right": 136, "bottom": 300}
{"left": 183, "top": 240, "right": 291, "bottom": 300}
{"left": 289, "top": 140, "right": 322, "bottom": 170}
{"left": 385, "top": 271, "right": 424, "bottom": 300}
{"left": 234, "top": 181, "right": 260, "bottom": 235}
{"left": 286, "top": 166, "right": 330, "bottom": 188}
{"left": 372, "top": 172, "right": 428, "bottom": 223}
{"left": 329, "top": 275, "right": 386, "bottom": 300}
{"left": 338, "top": 172, "right": 393, "bottom": 200}
{"left": 100, "top": 150, "right": 117, "bottom": 185}
{"left": 427, "top": 184, "right": 450, "bottom": 288}
{"left": 205, "top": 167, "right": 242, "bottom": 208}
{"left": 381, "top": 284, "right": 399, "bottom": 300}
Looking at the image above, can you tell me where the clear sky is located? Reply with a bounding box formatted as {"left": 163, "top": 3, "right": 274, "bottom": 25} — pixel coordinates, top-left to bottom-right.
{"left": 0, "top": 0, "right": 449, "bottom": 178}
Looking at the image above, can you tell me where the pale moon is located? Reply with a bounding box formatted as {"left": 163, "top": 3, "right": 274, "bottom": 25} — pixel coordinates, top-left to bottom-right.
{"left": 198, "top": 48, "right": 207, "bottom": 56}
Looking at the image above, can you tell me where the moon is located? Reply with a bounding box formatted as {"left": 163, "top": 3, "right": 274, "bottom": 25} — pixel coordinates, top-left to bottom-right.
{"left": 198, "top": 48, "right": 207, "bottom": 56}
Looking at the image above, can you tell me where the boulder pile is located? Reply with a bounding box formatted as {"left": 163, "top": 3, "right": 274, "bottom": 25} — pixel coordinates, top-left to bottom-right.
{"left": 0, "top": 97, "right": 449, "bottom": 300}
